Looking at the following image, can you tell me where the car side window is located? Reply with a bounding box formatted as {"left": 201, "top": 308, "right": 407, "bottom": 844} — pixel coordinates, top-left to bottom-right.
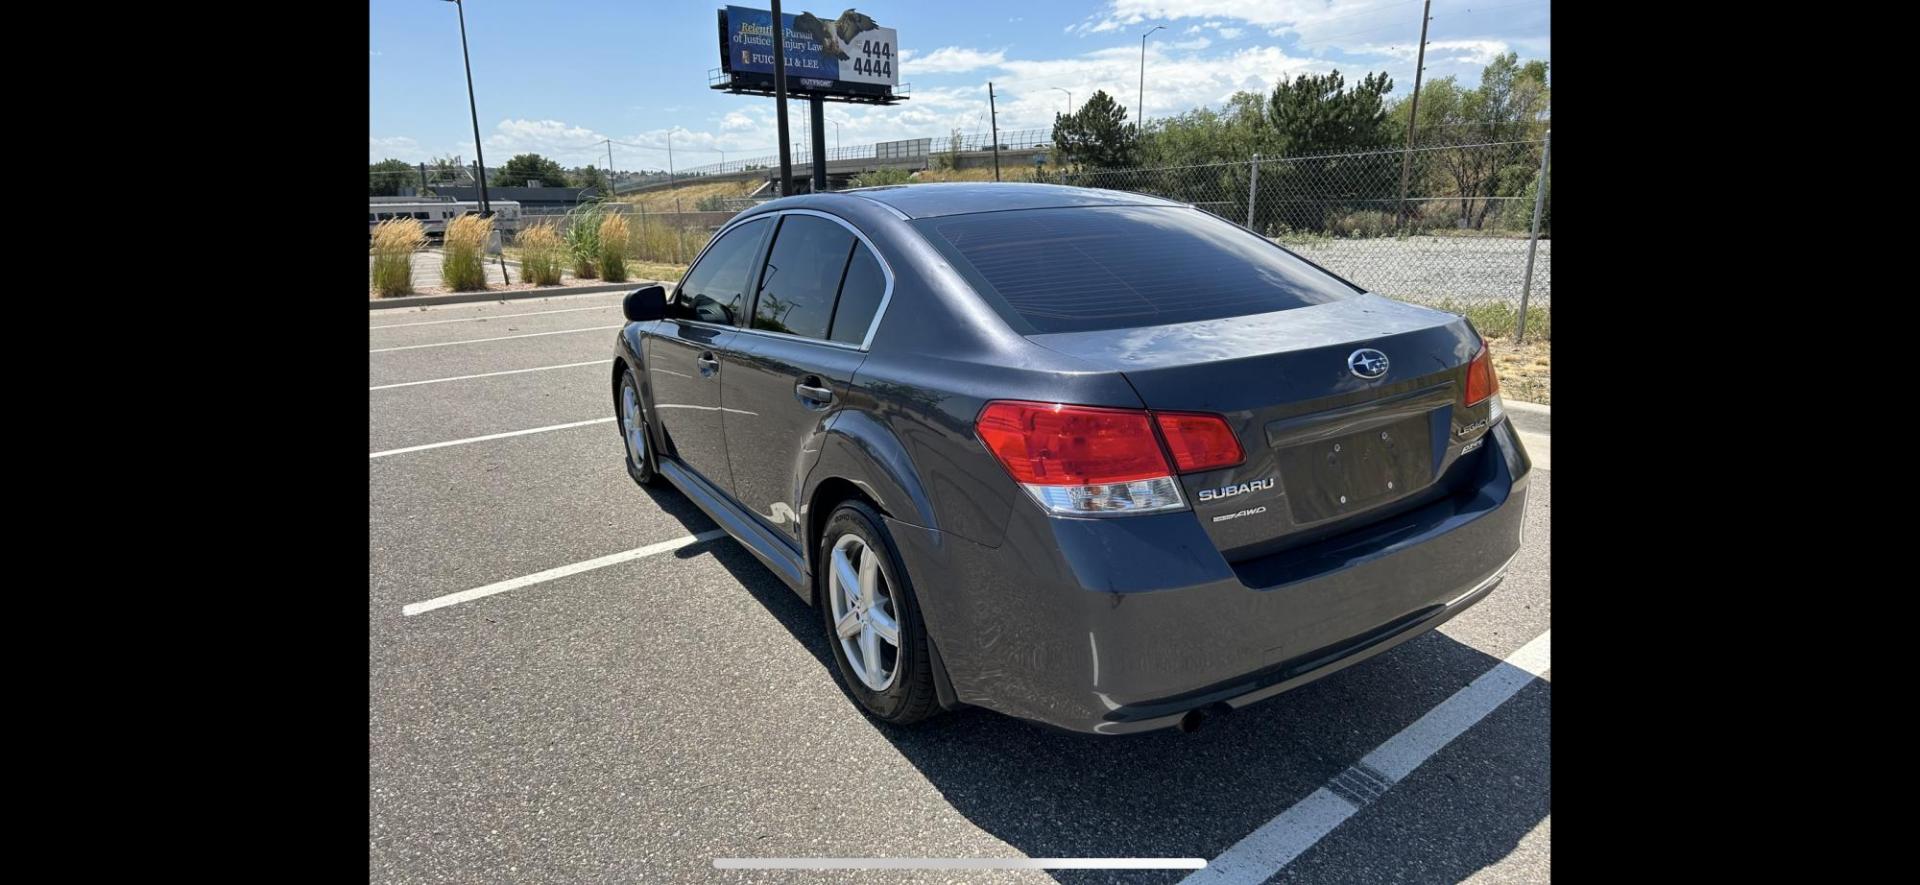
{"left": 753, "top": 215, "right": 855, "bottom": 340}
{"left": 672, "top": 217, "right": 770, "bottom": 325}
{"left": 828, "top": 242, "right": 886, "bottom": 345}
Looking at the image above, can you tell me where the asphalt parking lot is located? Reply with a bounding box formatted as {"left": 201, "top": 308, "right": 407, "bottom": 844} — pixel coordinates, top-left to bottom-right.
{"left": 369, "top": 289, "right": 1552, "bottom": 884}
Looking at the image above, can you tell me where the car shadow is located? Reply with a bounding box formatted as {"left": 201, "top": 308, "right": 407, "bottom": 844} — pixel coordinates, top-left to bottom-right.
{"left": 637, "top": 478, "right": 1548, "bottom": 883}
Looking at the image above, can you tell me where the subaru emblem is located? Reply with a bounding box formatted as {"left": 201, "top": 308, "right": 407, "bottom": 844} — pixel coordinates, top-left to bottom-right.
{"left": 1348, "top": 348, "right": 1390, "bottom": 380}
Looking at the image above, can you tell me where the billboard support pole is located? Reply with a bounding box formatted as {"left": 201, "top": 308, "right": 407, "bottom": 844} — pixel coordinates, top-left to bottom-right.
{"left": 810, "top": 94, "right": 828, "bottom": 193}
{"left": 770, "top": 0, "right": 793, "bottom": 196}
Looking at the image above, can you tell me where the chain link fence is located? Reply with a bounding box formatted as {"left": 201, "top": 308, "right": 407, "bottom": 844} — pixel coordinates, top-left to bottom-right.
{"left": 373, "top": 135, "right": 1553, "bottom": 345}
{"left": 1036, "top": 135, "right": 1552, "bottom": 342}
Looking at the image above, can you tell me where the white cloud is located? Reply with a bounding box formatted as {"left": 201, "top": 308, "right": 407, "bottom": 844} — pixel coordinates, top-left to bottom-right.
{"left": 369, "top": 135, "right": 420, "bottom": 161}
{"left": 1170, "top": 37, "right": 1213, "bottom": 50}
{"left": 485, "top": 119, "right": 608, "bottom": 163}
{"left": 1075, "top": 1, "right": 1544, "bottom": 60}
{"left": 720, "top": 111, "right": 758, "bottom": 132}
{"left": 1107, "top": 1, "right": 1363, "bottom": 28}
{"left": 991, "top": 43, "right": 1323, "bottom": 129}
{"left": 1354, "top": 39, "right": 1509, "bottom": 66}
{"left": 899, "top": 46, "right": 1006, "bottom": 74}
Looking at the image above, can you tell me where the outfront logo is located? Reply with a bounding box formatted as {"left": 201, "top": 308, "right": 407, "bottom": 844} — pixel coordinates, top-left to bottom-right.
{"left": 1348, "top": 348, "right": 1390, "bottom": 380}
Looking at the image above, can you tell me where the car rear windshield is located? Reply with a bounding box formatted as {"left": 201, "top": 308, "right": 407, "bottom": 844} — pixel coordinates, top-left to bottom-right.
{"left": 916, "top": 205, "right": 1361, "bottom": 335}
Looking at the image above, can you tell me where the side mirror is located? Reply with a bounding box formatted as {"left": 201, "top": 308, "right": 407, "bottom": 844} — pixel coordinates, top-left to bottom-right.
{"left": 623, "top": 285, "right": 668, "bottom": 323}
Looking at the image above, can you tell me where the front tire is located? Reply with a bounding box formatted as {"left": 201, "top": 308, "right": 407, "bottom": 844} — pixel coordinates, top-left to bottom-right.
{"left": 617, "top": 368, "right": 659, "bottom": 486}
{"left": 819, "top": 501, "right": 939, "bottom": 726}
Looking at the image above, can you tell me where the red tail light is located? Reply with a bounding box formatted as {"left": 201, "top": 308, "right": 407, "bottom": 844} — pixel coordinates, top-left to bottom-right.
{"left": 1155, "top": 412, "right": 1245, "bottom": 473}
{"left": 976, "top": 401, "right": 1170, "bottom": 485}
{"left": 1465, "top": 340, "right": 1500, "bottom": 406}
{"left": 976, "top": 401, "right": 1244, "bottom": 516}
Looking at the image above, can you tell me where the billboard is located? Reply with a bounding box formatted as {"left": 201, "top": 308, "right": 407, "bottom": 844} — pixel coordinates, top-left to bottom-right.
{"left": 717, "top": 6, "right": 898, "bottom": 100}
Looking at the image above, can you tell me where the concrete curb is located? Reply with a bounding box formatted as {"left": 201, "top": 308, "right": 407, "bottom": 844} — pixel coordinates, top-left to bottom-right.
{"left": 369, "top": 281, "right": 653, "bottom": 311}
{"left": 1502, "top": 399, "right": 1549, "bottom": 415}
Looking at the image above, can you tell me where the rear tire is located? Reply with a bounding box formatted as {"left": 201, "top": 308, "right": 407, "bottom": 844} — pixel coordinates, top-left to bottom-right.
{"left": 617, "top": 368, "right": 660, "bottom": 487}
{"left": 818, "top": 501, "right": 939, "bottom": 726}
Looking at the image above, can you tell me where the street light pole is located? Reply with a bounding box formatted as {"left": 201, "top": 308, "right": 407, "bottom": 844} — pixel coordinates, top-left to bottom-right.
{"left": 1053, "top": 87, "right": 1073, "bottom": 117}
{"left": 444, "top": 0, "right": 490, "bottom": 216}
{"left": 1138, "top": 25, "right": 1163, "bottom": 130}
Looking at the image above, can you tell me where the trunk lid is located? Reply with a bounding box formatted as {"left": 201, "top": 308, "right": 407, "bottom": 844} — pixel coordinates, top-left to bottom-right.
{"left": 1025, "top": 294, "right": 1494, "bottom": 559}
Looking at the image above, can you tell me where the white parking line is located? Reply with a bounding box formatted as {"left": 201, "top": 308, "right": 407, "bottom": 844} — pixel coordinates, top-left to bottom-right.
{"left": 370, "top": 304, "right": 616, "bottom": 329}
{"left": 1183, "top": 629, "right": 1551, "bottom": 885}
{"left": 369, "top": 325, "right": 623, "bottom": 353}
{"left": 370, "top": 360, "right": 605, "bottom": 391}
{"left": 401, "top": 529, "right": 730, "bottom": 616}
{"left": 368, "top": 417, "right": 615, "bottom": 459}
{"left": 715, "top": 859, "right": 1207, "bottom": 870}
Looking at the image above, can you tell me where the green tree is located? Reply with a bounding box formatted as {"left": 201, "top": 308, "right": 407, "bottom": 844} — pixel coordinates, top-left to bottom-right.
{"left": 1264, "top": 70, "right": 1396, "bottom": 157}
{"left": 500, "top": 153, "right": 569, "bottom": 188}
{"left": 425, "top": 155, "right": 469, "bottom": 186}
{"left": 1388, "top": 54, "right": 1550, "bottom": 229}
{"left": 369, "top": 158, "right": 414, "bottom": 196}
{"left": 572, "top": 165, "right": 609, "bottom": 191}
{"left": 1253, "top": 70, "right": 1399, "bottom": 232}
{"left": 1052, "top": 90, "right": 1138, "bottom": 169}
{"left": 1138, "top": 97, "right": 1263, "bottom": 166}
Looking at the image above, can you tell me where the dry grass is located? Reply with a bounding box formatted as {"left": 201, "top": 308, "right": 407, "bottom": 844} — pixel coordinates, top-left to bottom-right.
{"left": 617, "top": 179, "right": 758, "bottom": 213}
{"left": 628, "top": 217, "right": 708, "bottom": 265}
{"left": 629, "top": 261, "right": 687, "bottom": 283}
{"left": 442, "top": 214, "right": 493, "bottom": 291}
{"left": 515, "top": 223, "right": 566, "bottom": 286}
{"left": 904, "top": 166, "right": 999, "bottom": 183}
{"left": 369, "top": 218, "right": 427, "bottom": 297}
{"left": 1485, "top": 335, "right": 1550, "bottom": 405}
{"left": 598, "top": 213, "right": 631, "bottom": 282}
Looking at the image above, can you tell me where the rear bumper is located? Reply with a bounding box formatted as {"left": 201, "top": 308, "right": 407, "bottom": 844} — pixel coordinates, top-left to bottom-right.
{"left": 891, "top": 418, "right": 1531, "bottom": 734}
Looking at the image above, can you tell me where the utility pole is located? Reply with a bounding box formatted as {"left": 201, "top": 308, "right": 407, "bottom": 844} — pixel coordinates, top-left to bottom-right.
{"left": 771, "top": 0, "right": 793, "bottom": 196}
{"left": 988, "top": 82, "right": 1001, "bottom": 182}
{"left": 1516, "top": 129, "right": 1550, "bottom": 344}
{"left": 445, "top": 0, "right": 490, "bottom": 216}
{"left": 1394, "top": 0, "right": 1432, "bottom": 234}
{"left": 604, "top": 139, "right": 615, "bottom": 192}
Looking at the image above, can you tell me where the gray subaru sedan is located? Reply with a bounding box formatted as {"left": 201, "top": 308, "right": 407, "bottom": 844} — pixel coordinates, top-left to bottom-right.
{"left": 611, "top": 183, "right": 1528, "bottom": 734}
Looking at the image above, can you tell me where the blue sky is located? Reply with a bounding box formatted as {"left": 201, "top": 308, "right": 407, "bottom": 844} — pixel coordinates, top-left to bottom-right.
{"left": 370, "top": 0, "right": 1550, "bottom": 173}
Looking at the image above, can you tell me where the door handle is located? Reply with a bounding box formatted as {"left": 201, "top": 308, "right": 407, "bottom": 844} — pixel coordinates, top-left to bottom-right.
{"left": 795, "top": 378, "right": 835, "bottom": 407}
{"left": 696, "top": 352, "right": 720, "bottom": 378}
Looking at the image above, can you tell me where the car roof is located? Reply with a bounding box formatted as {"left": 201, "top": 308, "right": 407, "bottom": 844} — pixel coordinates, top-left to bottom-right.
{"left": 811, "top": 182, "right": 1188, "bottom": 219}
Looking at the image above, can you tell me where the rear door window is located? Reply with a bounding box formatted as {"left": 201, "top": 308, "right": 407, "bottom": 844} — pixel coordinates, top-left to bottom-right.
{"left": 917, "top": 205, "right": 1360, "bottom": 335}
{"left": 752, "top": 215, "right": 856, "bottom": 340}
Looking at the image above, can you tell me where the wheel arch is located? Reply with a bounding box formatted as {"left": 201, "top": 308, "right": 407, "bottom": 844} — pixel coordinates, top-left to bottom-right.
{"left": 801, "top": 410, "right": 938, "bottom": 596}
